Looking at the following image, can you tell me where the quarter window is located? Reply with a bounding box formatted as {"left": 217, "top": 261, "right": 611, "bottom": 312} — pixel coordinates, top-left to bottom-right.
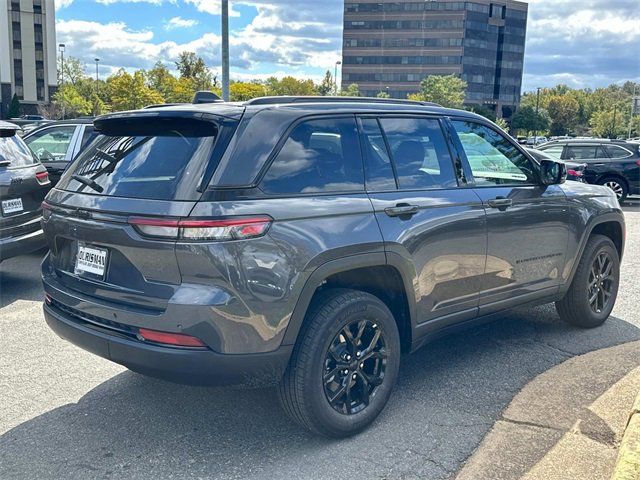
{"left": 452, "top": 120, "right": 537, "bottom": 185}
{"left": 603, "top": 145, "right": 633, "bottom": 159}
{"left": 378, "top": 117, "right": 457, "bottom": 190}
{"left": 260, "top": 118, "right": 364, "bottom": 195}
{"left": 538, "top": 144, "right": 564, "bottom": 160}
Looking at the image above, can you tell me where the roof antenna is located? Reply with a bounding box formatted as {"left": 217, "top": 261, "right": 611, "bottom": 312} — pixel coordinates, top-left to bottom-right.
{"left": 192, "top": 91, "right": 224, "bottom": 104}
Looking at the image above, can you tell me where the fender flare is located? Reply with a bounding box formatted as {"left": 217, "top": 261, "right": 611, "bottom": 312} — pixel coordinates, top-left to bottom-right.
{"left": 281, "top": 252, "right": 418, "bottom": 346}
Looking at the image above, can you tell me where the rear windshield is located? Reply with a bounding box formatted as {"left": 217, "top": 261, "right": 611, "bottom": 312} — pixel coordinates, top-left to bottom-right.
{"left": 0, "top": 135, "right": 37, "bottom": 168}
{"left": 58, "top": 122, "right": 218, "bottom": 201}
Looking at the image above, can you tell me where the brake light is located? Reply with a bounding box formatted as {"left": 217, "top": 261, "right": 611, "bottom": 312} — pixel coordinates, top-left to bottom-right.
{"left": 567, "top": 169, "right": 583, "bottom": 177}
{"left": 138, "top": 328, "right": 206, "bottom": 348}
{"left": 36, "top": 171, "right": 49, "bottom": 184}
{"left": 128, "top": 216, "right": 273, "bottom": 241}
{"left": 636, "top": 160, "right": 640, "bottom": 167}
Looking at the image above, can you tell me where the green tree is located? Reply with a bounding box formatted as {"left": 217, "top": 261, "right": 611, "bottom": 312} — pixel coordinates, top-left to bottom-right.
{"left": 495, "top": 117, "right": 509, "bottom": 132}
{"left": 107, "top": 70, "right": 164, "bottom": 111}
{"left": 547, "top": 95, "right": 580, "bottom": 135}
{"left": 468, "top": 105, "right": 496, "bottom": 121}
{"left": 590, "top": 109, "right": 627, "bottom": 138}
{"left": 52, "top": 84, "right": 92, "bottom": 117}
{"left": 376, "top": 90, "right": 391, "bottom": 98}
{"left": 175, "top": 52, "right": 216, "bottom": 90}
{"left": 265, "top": 76, "right": 317, "bottom": 96}
{"left": 57, "top": 56, "right": 86, "bottom": 86}
{"left": 511, "top": 105, "right": 550, "bottom": 133}
{"left": 229, "top": 82, "right": 267, "bottom": 101}
{"left": 7, "top": 94, "right": 21, "bottom": 118}
{"left": 339, "top": 83, "right": 361, "bottom": 97}
{"left": 317, "top": 70, "right": 334, "bottom": 96}
{"left": 408, "top": 74, "right": 467, "bottom": 108}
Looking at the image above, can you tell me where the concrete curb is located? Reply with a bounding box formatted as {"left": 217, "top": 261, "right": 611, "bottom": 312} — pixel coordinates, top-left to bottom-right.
{"left": 611, "top": 392, "right": 640, "bottom": 480}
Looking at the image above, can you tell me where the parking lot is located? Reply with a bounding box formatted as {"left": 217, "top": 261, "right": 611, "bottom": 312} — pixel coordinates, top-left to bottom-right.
{"left": 0, "top": 200, "right": 638, "bottom": 480}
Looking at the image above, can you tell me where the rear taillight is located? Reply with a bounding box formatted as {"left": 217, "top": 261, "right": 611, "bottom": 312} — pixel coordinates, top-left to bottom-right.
{"left": 137, "top": 328, "right": 206, "bottom": 348}
{"left": 636, "top": 160, "right": 640, "bottom": 167}
{"left": 128, "top": 216, "right": 273, "bottom": 241}
{"left": 36, "top": 171, "right": 49, "bottom": 185}
{"left": 567, "top": 169, "right": 583, "bottom": 177}
{"left": 41, "top": 201, "right": 52, "bottom": 219}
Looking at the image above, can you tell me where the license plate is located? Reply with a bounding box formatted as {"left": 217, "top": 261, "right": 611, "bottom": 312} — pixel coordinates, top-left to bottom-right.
{"left": 1, "top": 198, "right": 23, "bottom": 215}
{"left": 75, "top": 244, "right": 108, "bottom": 277}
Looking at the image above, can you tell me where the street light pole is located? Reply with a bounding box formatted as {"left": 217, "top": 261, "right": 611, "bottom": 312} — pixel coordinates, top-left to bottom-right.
{"left": 94, "top": 58, "right": 99, "bottom": 88}
{"left": 58, "top": 43, "right": 65, "bottom": 119}
{"left": 221, "top": 0, "right": 230, "bottom": 101}
{"left": 334, "top": 60, "right": 341, "bottom": 95}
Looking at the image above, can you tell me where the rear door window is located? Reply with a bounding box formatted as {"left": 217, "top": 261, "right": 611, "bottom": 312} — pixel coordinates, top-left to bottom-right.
{"left": 565, "top": 145, "right": 605, "bottom": 160}
{"left": 260, "top": 117, "right": 364, "bottom": 194}
{"left": 378, "top": 117, "right": 457, "bottom": 190}
{"left": 360, "top": 118, "right": 396, "bottom": 191}
{"left": 0, "top": 135, "right": 37, "bottom": 168}
{"left": 59, "top": 120, "right": 218, "bottom": 201}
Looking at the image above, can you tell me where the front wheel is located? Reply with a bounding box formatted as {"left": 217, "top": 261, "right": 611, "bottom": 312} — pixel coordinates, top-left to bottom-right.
{"left": 278, "top": 289, "right": 401, "bottom": 437}
{"left": 556, "top": 234, "right": 620, "bottom": 328}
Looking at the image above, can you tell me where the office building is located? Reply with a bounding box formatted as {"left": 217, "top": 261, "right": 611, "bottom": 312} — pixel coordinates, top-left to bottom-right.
{"left": 342, "top": 0, "right": 528, "bottom": 117}
{"left": 0, "top": 0, "right": 57, "bottom": 117}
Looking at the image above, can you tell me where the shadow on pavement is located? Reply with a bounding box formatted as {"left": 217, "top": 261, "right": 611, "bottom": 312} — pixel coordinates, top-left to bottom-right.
{"left": 2, "top": 304, "right": 640, "bottom": 479}
{"left": 0, "top": 250, "right": 48, "bottom": 308}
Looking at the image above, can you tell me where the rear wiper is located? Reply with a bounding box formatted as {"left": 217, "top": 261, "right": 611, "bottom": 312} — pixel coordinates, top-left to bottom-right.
{"left": 72, "top": 174, "right": 104, "bottom": 193}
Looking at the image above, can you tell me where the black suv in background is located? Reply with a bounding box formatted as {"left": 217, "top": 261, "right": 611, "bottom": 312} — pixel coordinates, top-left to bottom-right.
{"left": 537, "top": 139, "right": 640, "bottom": 201}
{"left": 0, "top": 121, "right": 50, "bottom": 262}
{"left": 41, "top": 97, "right": 625, "bottom": 437}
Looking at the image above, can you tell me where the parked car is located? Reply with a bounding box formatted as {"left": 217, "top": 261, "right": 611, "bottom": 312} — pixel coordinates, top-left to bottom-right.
{"left": 525, "top": 147, "right": 586, "bottom": 182}
{"left": 23, "top": 119, "right": 97, "bottom": 186}
{"left": 526, "top": 135, "right": 548, "bottom": 146}
{"left": 537, "top": 139, "right": 640, "bottom": 201}
{"left": 0, "top": 121, "right": 50, "bottom": 262}
{"left": 41, "top": 97, "right": 625, "bottom": 438}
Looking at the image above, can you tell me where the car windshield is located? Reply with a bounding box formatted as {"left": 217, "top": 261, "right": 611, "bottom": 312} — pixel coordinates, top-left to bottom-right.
{"left": 58, "top": 121, "right": 219, "bottom": 201}
{"left": 0, "top": 135, "right": 37, "bottom": 168}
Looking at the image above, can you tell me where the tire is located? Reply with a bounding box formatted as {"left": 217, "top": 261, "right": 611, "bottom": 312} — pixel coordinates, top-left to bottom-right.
{"left": 278, "top": 288, "right": 401, "bottom": 437}
{"left": 598, "top": 176, "right": 628, "bottom": 203}
{"left": 556, "top": 234, "right": 620, "bottom": 328}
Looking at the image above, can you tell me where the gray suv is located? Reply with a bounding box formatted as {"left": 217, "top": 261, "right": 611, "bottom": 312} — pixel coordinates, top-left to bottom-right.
{"left": 41, "top": 97, "right": 625, "bottom": 437}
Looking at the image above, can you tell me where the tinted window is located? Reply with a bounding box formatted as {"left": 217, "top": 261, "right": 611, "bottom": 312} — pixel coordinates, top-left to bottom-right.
{"left": 24, "top": 125, "right": 76, "bottom": 161}
{"left": 452, "top": 120, "right": 537, "bottom": 185}
{"left": 261, "top": 117, "right": 364, "bottom": 194}
{"left": 565, "top": 145, "right": 603, "bottom": 160}
{"left": 538, "top": 144, "right": 564, "bottom": 160}
{"left": 603, "top": 145, "right": 633, "bottom": 159}
{"left": 379, "top": 117, "right": 457, "bottom": 189}
{"left": 0, "top": 135, "right": 37, "bottom": 167}
{"left": 361, "top": 118, "right": 396, "bottom": 190}
{"left": 59, "top": 122, "right": 218, "bottom": 201}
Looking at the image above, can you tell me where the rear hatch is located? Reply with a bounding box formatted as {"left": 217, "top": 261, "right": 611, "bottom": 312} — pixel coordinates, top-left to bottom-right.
{"left": 0, "top": 129, "right": 50, "bottom": 239}
{"left": 43, "top": 108, "right": 241, "bottom": 311}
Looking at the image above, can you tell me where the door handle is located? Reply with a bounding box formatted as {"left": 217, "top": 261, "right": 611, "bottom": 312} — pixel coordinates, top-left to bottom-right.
{"left": 487, "top": 197, "right": 512, "bottom": 211}
{"left": 384, "top": 204, "right": 420, "bottom": 218}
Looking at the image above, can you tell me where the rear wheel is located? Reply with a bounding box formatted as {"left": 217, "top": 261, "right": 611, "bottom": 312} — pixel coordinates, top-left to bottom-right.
{"left": 278, "top": 289, "right": 401, "bottom": 437}
{"left": 556, "top": 234, "right": 620, "bottom": 328}
{"left": 598, "top": 176, "right": 628, "bottom": 202}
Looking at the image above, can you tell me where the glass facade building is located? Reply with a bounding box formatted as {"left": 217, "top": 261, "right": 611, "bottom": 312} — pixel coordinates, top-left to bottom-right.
{"left": 342, "top": 0, "right": 528, "bottom": 117}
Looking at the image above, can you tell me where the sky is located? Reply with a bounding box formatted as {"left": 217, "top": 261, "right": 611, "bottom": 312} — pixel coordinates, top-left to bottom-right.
{"left": 54, "top": 0, "right": 640, "bottom": 93}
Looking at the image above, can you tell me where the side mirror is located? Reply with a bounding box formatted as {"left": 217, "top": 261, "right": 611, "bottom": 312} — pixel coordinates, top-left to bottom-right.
{"left": 540, "top": 159, "right": 567, "bottom": 185}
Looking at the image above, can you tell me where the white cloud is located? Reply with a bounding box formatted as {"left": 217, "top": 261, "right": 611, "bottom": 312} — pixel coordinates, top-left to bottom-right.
{"left": 184, "top": 0, "right": 241, "bottom": 16}
{"left": 165, "top": 16, "right": 199, "bottom": 30}
{"left": 55, "top": 0, "right": 74, "bottom": 9}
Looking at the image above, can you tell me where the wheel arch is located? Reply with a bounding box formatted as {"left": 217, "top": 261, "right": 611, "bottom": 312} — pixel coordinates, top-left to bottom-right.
{"left": 281, "top": 253, "right": 417, "bottom": 353}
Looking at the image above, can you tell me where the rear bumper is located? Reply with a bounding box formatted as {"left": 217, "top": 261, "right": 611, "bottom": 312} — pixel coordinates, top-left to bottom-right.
{"left": 0, "top": 227, "right": 46, "bottom": 261}
{"left": 43, "top": 301, "right": 293, "bottom": 387}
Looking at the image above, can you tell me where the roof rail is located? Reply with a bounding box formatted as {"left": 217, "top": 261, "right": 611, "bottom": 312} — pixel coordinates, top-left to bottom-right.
{"left": 244, "top": 96, "right": 441, "bottom": 107}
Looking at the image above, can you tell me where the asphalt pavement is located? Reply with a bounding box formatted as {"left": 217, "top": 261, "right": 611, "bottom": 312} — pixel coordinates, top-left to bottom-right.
{"left": 0, "top": 200, "right": 638, "bottom": 480}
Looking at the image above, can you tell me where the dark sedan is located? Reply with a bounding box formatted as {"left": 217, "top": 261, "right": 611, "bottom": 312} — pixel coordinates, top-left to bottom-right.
{"left": 537, "top": 139, "right": 640, "bottom": 201}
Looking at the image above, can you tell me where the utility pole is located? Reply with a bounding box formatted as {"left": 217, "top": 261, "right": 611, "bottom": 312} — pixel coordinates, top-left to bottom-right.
{"left": 534, "top": 87, "right": 541, "bottom": 142}
{"left": 629, "top": 83, "right": 638, "bottom": 139}
{"left": 94, "top": 58, "right": 100, "bottom": 89}
{"left": 221, "top": 0, "right": 230, "bottom": 101}
{"left": 334, "top": 60, "right": 341, "bottom": 95}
